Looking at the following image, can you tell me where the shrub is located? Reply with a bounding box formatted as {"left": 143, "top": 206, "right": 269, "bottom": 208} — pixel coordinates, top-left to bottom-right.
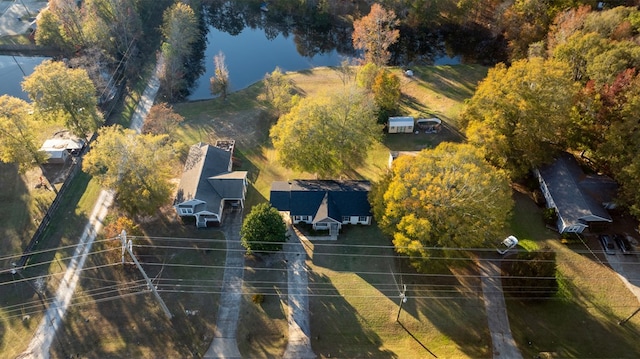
{"left": 252, "top": 294, "right": 265, "bottom": 304}
{"left": 502, "top": 248, "right": 558, "bottom": 299}
{"left": 543, "top": 207, "right": 557, "bottom": 225}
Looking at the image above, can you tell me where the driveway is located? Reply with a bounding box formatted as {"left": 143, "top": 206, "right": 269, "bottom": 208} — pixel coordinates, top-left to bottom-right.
{"left": 203, "top": 209, "right": 244, "bottom": 359}
{"left": 478, "top": 258, "right": 523, "bottom": 359}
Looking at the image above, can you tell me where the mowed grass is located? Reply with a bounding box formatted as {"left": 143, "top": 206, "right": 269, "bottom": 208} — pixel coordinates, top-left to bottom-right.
{"left": 306, "top": 225, "right": 490, "bottom": 359}
{"left": 506, "top": 192, "right": 640, "bottom": 357}
{"left": 174, "top": 64, "right": 490, "bottom": 357}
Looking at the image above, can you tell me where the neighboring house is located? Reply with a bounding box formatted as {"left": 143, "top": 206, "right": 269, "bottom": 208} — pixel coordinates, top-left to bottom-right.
{"left": 388, "top": 116, "right": 414, "bottom": 134}
{"left": 174, "top": 141, "right": 248, "bottom": 228}
{"left": 388, "top": 150, "right": 420, "bottom": 168}
{"left": 270, "top": 180, "right": 372, "bottom": 236}
{"left": 39, "top": 137, "right": 85, "bottom": 164}
{"left": 534, "top": 153, "right": 618, "bottom": 234}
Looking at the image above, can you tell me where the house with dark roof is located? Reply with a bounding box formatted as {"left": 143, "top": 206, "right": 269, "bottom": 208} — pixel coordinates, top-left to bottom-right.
{"left": 270, "top": 180, "right": 372, "bottom": 236}
{"left": 534, "top": 153, "right": 617, "bottom": 234}
{"left": 174, "top": 141, "right": 247, "bottom": 228}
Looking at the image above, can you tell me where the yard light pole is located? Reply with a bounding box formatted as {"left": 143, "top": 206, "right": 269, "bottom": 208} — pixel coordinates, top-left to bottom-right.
{"left": 396, "top": 284, "right": 407, "bottom": 322}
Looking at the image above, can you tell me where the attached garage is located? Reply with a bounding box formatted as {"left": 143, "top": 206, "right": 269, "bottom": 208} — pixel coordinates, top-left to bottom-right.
{"left": 388, "top": 116, "right": 414, "bottom": 134}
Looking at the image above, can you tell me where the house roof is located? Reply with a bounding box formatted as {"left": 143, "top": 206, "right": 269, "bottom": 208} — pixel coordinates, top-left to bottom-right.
{"left": 538, "top": 153, "right": 615, "bottom": 226}
{"left": 175, "top": 143, "right": 246, "bottom": 216}
{"left": 270, "top": 180, "right": 372, "bottom": 222}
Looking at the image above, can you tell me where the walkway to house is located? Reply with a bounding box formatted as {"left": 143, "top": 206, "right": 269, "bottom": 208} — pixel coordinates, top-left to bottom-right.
{"left": 283, "top": 220, "right": 317, "bottom": 359}
{"left": 203, "top": 209, "right": 244, "bottom": 359}
{"left": 478, "top": 259, "right": 523, "bottom": 359}
{"left": 19, "top": 55, "right": 163, "bottom": 359}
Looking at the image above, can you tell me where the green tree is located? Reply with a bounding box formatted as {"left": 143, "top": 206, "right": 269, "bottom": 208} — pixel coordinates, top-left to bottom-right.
{"left": 462, "top": 58, "right": 578, "bottom": 178}
{"left": 553, "top": 31, "right": 608, "bottom": 82}
{"left": 49, "top": 0, "right": 87, "bottom": 48}
{"left": 372, "top": 69, "right": 401, "bottom": 116}
{"left": 240, "top": 203, "right": 287, "bottom": 254}
{"left": 83, "top": 125, "right": 176, "bottom": 217}
{"left": 160, "top": 2, "right": 199, "bottom": 100}
{"left": 0, "top": 96, "right": 48, "bottom": 172}
{"left": 263, "top": 67, "right": 298, "bottom": 116}
{"left": 34, "top": 9, "right": 72, "bottom": 52}
{"left": 372, "top": 143, "right": 513, "bottom": 271}
{"left": 352, "top": 4, "right": 400, "bottom": 66}
{"left": 210, "top": 51, "right": 230, "bottom": 100}
{"left": 83, "top": 0, "right": 142, "bottom": 59}
{"left": 269, "top": 86, "right": 381, "bottom": 177}
{"left": 22, "top": 60, "right": 103, "bottom": 139}
{"left": 356, "top": 62, "right": 380, "bottom": 91}
{"left": 142, "top": 102, "right": 184, "bottom": 136}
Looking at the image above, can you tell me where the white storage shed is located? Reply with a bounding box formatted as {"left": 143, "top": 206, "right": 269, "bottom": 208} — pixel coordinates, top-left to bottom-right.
{"left": 388, "top": 117, "right": 414, "bottom": 134}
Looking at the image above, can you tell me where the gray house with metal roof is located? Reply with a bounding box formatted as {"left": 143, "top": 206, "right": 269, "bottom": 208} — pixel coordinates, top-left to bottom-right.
{"left": 270, "top": 180, "right": 372, "bottom": 236}
{"left": 534, "top": 153, "right": 617, "bottom": 234}
{"left": 174, "top": 142, "right": 247, "bottom": 228}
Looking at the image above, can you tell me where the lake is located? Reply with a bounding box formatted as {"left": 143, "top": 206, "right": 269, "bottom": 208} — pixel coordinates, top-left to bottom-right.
{"left": 0, "top": 55, "right": 49, "bottom": 101}
{"left": 187, "top": 26, "right": 346, "bottom": 101}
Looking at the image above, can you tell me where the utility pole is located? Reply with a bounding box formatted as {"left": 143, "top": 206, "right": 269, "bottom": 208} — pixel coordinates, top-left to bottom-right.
{"left": 119, "top": 230, "right": 172, "bottom": 319}
{"left": 396, "top": 284, "right": 407, "bottom": 322}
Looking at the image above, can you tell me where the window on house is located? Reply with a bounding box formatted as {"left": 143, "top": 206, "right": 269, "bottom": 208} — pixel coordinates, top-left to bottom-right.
{"left": 358, "top": 216, "right": 367, "bottom": 222}
{"left": 179, "top": 207, "right": 193, "bottom": 215}
{"left": 342, "top": 216, "right": 350, "bottom": 222}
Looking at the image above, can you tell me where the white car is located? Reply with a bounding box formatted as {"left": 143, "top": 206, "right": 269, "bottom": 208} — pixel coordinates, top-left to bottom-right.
{"left": 497, "top": 235, "right": 518, "bottom": 255}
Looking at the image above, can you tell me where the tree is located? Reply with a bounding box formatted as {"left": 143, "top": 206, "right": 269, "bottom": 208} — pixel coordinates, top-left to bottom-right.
{"left": 34, "top": 9, "right": 72, "bottom": 52}
{"left": 83, "top": 0, "right": 142, "bottom": 59}
{"left": 240, "top": 203, "right": 287, "bottom": 254}
{"left": 462, "top": 58, "right": 578, "bottom": 178}
{"left": 159, "top": 2, "right": 200, "bottom": 100}
{"left": 22, "top": 60, "right": 104, "bottom": 139}
{"left": 372, "top": 69, "right": 401, "bottom": 116}
{"left": 142, "top": 103, "right": 184, "bottom": 136}
{"left": 49, "top": 0, "right": 87, "bottom": 49}
{"left": 372, "top": 143, "right": 513, "bottom": 272}
{"left": 210, "top": 51, "right": 230, "bottom": 100}
{"left": 269, "top": 86, "right": 381, "bottom": 177}
{"left": 83, "top": 125, "right": 176, "bottom": 217}
{"left": 352, "top": 4, "right": 400, "bottom": 66}
{"left": 0, "top": 96, "right": 48, "bottom": 172}
{"left": 263, "top": 67, "right": 298, "bottom": 116}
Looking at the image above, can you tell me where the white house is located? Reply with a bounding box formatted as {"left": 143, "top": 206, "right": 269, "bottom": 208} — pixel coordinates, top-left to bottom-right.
{"left": 388, "top": 116, "right": 414, "bottom": 134}
{"left": 535, "top": 153, "right": 617, "bottom": 233}
{"left": 174, "top": 141, "right": 248, "bottom": 228}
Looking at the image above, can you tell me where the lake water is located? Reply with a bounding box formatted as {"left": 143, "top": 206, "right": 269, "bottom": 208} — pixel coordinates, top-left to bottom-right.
{"left": 187, "top": 26, "right": 462, "bottom": 101}
{"left": 0, "top": 55, "right": 49, "bottom": 101}
{"left": 187, "top": 27, "right": 346, "bottom": 101}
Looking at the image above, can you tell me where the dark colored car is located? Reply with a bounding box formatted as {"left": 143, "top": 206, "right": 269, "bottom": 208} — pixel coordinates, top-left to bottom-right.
{"left": 613, "top": 234, "right": 632, "bottom": 255}
{"left": 599, "top": 234, "right": 615, "bottom": 255}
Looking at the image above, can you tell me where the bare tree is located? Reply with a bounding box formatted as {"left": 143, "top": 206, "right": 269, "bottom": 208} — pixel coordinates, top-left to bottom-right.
{"left": 210, "top": 51, "right": 230, "bottom": 100}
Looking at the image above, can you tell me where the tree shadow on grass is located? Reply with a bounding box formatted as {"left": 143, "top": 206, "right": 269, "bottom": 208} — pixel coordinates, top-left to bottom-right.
{"left": 50, "top": 231, "right": 227, "bottom": 358}
{"left": 237, "top": 253, "right": 288, "bottom": 358}
{"left": 309, "top": 225, "right": 491, "bottom": 358}
{"left": 308, "top": 271, "right": 397, "bottom": 359}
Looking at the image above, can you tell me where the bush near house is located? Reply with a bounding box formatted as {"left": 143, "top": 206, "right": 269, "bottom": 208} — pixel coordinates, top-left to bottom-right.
{"left": 502, "top": 248, "right": 558, "bottom": 299}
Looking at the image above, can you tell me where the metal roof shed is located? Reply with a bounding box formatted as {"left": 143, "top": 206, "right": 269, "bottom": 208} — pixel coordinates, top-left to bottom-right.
{"left": 388, "top": 117, "right": 414, "bottom": 134}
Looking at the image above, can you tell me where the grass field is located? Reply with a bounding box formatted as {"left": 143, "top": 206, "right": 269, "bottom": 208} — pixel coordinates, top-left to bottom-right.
{"left": 5, "top": 62, "right": 640, "bottom": 358}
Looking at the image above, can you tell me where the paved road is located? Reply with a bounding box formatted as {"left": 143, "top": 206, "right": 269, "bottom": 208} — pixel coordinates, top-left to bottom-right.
{"left": 18, "top": 55, "right": 163, "bottom": 359}
{"left": 203, "top": 209, "right": 244, "bottom": 359}
{"left": 283, "top": 223, "right": 316, "bottom": 359}
{"left": 0, "top": 0, "right": 47, "bottom": 37}
{"left": 478, "top": 259, "right": 523, "bottom": 359}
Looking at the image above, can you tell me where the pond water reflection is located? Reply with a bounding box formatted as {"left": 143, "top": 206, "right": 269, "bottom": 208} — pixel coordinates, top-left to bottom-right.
{"left": 187, "top": 26, "right": 345, "bottom": 101}
{"left": 186, "top": 2, "right": 469, "bottom": 101}
{"left": 0, "top": 55, "right": 49, "bottom": 101}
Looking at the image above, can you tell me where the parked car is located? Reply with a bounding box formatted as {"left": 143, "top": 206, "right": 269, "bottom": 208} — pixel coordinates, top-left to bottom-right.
{"left": 599, "top": 234, "right": 615, "bottom": 255}
{"left": 497, "top": 235, "right": 518, "bottom": 255}
{"left": 613, "top": 234, "right": 632, "bottom": 255}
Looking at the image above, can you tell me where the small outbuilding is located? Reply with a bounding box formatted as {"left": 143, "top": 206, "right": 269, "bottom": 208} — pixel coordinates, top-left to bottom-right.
{"left": 388, "top": 116, "right": 414, "bottom": 134}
